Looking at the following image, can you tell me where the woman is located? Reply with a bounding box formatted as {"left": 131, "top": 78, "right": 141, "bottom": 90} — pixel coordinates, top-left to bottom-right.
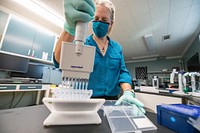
{"left": 54, "top": 0, "right": 145, "bottom": 113}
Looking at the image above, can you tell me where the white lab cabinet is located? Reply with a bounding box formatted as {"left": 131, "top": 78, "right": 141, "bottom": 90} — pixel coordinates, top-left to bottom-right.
{"left": 0, "top": 10, "right": 9, "bottom": 42}
{"left": 135, "top": 92, "right": 182, "bottom": 113}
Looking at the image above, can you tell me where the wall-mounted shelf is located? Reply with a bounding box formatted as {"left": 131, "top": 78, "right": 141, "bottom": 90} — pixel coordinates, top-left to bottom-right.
{"left": 147, "top": 71, "right": 172, "bottom": 74}
{"left": 0, "top": 50, "right": 54, "bottom": 65}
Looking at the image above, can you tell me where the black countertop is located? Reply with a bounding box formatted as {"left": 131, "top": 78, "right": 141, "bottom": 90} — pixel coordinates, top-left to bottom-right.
{"left": 186, "top": 95, "right": 200, "bottom": 106}
{"left": 0, "top": 105, "right": 176, "bottom": 133}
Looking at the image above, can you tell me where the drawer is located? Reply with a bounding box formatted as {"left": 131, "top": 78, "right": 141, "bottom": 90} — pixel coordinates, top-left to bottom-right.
{"left": 0, "top": 85, "right": 16, "bottom": 90}
{"left": 19, "top": 85, "right": 42, "bottom": 90}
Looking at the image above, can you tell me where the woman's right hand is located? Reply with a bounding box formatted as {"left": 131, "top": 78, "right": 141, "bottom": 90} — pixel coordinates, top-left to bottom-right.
{"left": 63, "top": 0, "right": 95, "bottom": 36}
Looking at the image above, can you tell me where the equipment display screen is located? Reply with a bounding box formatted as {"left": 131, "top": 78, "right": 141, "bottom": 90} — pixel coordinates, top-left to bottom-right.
{"left": 187, "top": 52, "right": 200, "bottom": 72}
{"left": 10, "top": 63, "right": 44, "bottom": 79}
{"left": 25, "top": 63, "right": 44, "bottom": 79}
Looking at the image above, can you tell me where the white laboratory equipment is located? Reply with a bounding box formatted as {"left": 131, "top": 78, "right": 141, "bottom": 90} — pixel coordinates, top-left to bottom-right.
{"left": 170, "top": 69, "right": 187, "bottom": 95}
{"left": 43, "top": 98, "right": 105, "bottom": 125}
{"left": 183, "top": 72, "right": 200, "bottom": 97}
{"left": 42, "top": 22, "right": 105, "bottom": 126}
{"left": 152, "top": 76, "right": 159, "bottom": 89}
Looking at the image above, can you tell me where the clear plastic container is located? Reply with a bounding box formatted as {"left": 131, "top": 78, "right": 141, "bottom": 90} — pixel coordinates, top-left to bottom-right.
{"left": 103, "top": 102, "right": 157, "bottom": 133}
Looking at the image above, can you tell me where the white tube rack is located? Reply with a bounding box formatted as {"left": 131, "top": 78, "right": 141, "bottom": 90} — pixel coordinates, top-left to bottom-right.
{"left": 43, "top": 98, "right": 105, "bottom": 126}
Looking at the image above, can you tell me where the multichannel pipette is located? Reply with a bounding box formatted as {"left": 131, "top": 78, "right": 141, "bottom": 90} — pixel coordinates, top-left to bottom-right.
{"left": 57, "top": 21, "right": 96, "bottom": 99}
{"left": 42, "top": 22, "right": 105, "bottom": 126}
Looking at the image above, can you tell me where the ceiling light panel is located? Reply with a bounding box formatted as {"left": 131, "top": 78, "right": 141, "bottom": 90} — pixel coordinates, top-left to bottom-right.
{"left": 144, "top": 34, "right": 156, "bottom": 51}
{"left": 13, "top": 0, "right": 64, "bottom": 28}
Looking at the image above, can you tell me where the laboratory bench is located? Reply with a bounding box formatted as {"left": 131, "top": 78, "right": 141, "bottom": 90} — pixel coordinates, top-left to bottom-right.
{"left": 0, "top": 83, "right": 50, "bottom": 105}
{"left": 134, "top": 89, "right": 200, "bottom": 113}
{"left": 0, "top": 104, "right": 176, "bottom": 133}
{"left": 185, "top": 95, "right": 200, "bottom": 106}
{"left": 135, "top": 89, "right": 200, "bottom": 105}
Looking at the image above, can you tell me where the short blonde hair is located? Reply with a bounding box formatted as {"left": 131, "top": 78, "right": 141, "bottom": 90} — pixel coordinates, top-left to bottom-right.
{"left": 94, "top": 0, "right": 115, "bottom": 23}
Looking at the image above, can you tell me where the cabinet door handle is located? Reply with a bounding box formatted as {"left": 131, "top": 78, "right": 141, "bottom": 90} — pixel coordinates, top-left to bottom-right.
{"left": 28, "top": 86, "right": 37, "bottom": 89}
{"left": 28, "top": 50, "right": 31, "bottom": 56}
{"left": 0, "top": 87, "right": 7, "bottom": 89}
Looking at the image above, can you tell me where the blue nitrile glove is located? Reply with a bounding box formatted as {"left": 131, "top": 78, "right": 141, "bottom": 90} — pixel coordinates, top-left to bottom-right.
{"left": 63, "top": 0, "right": 95, "bottom": 36}
{"left": 115, "top": 91, "right": 146, "bottom": 114}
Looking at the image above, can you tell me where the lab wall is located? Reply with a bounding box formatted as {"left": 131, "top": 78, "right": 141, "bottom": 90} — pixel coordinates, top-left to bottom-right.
{"left": 126, "top": 58, "right": 181, "bottom": 79}
{"left": 182, "top": 35, "right": 200, "bottom": 69}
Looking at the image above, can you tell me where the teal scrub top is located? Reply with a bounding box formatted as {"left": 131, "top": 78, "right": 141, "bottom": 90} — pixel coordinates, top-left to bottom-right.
{"left": 53, "top": 34, "right": 132, "bottom": 97}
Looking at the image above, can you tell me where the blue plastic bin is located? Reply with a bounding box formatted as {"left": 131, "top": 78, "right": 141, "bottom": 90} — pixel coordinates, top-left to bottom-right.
{"left": 157, "top": 104, "right": 200, "bottom": 133}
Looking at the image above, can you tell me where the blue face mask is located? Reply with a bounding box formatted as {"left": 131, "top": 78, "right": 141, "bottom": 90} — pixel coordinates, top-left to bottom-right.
{"left": 92, "top": 21, "right": 109, "bottom": 38}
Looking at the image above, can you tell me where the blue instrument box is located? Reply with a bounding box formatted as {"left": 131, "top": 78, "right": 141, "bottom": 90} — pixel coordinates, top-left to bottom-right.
{"left": 157, "top": 104, "right": 200, "bottom": 133}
